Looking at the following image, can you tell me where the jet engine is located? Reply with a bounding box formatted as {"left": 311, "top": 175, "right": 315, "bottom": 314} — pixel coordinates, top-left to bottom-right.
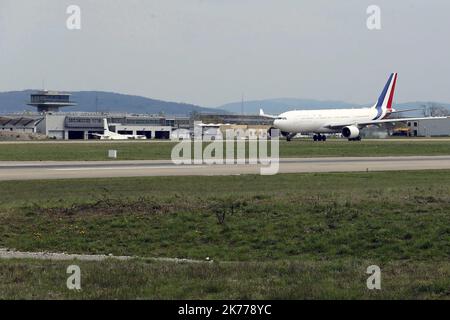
{"left": 342, "top": 126, "right": 360, "bottom": 139}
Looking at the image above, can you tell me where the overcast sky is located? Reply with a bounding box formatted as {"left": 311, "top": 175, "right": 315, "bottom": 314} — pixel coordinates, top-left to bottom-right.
{"left": 0, "top": 0, "right": 449, "bottom": 107}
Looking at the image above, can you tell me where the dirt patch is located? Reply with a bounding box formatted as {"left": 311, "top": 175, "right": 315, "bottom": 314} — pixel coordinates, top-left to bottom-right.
{"left": 33, "top": 198, "right": 186, "bottom": 217}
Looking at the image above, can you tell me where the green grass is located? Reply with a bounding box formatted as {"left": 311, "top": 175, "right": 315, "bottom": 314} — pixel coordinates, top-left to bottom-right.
{"left": 1, "top": 259, "right": 450, "bottom": 299}
{"left": 0, "top": 171, "right": 449, "bottom": 299}
{"left": 1, "top": 171, "right": 449, "bottom": 262}
{"left": 0, "top": 139, "right": 449, "bottom": 161}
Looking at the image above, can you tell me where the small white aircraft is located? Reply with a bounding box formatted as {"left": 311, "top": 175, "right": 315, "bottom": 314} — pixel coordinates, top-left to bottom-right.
{"left": 260, "top": 73, "right": 447, "bottom": 141}
{"left": 91, "top": 119, "right": 147, "bottom": 140}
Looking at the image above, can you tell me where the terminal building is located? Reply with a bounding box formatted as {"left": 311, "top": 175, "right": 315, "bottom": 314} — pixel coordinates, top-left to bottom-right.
{"left": 0, "top": 91, "right": 192, "bottom": 140}
{"left": 2, "top": 91, "right": 272, "bottom": 140}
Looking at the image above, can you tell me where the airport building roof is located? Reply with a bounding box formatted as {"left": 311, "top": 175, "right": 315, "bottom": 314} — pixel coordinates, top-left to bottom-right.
{"left": 33, "top": 90, "right": 72, "bottom": 96}
{"left": 0, "top": 116, "right": 43, "bottom": 127}
{"left": 196, "top": 114, "right": 274, "bottom": 126}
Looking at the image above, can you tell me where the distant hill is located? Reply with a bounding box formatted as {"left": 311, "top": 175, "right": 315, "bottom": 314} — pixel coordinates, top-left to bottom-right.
{"left": 3, "top": 91, "right": 449, "bottom": 117}
{"left": 0, "top": 90, "right": 226, "bottom": 116}
{"left": 218, "top": 98, "right": 450, "bottom": 116}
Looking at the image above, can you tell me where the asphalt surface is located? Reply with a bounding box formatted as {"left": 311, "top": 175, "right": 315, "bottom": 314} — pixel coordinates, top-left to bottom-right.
{"left": 1, "top": 138, "right": 450, "bottom": 144}
{"left": 1, "top": 156, "right": 450, "bottom": 181}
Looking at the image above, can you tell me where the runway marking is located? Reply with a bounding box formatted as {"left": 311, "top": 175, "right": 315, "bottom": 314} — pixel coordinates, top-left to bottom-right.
{"left": 51, "top": 165, "right": 208, "bottom": 171}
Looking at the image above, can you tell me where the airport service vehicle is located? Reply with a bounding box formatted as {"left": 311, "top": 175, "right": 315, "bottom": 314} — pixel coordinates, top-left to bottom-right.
{"left": 261, "top": 73, "right": 446, "bottom": 141}
{"left": 91, "top": 119, "right": 147, "bottom": 140}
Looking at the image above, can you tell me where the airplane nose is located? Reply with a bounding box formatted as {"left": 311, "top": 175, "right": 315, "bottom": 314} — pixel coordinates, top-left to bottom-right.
{"left": 273, "top": 119, "right": 284, "bottom": 130}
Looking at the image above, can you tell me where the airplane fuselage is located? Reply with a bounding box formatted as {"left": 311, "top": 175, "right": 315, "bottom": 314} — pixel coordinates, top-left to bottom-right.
{"left": 94, "top": 118, "right": 148, "bottom": 140}
{"left": 274, "top": 107, "right": 382, "bottom": 134}
{"left": 98, "top": 133, "right": 146, "bottom": 140}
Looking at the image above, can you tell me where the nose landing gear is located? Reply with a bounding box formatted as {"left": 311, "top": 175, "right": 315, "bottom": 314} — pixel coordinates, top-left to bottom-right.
{"left": 286, "top": 133, "right": 297, "bottom": 142}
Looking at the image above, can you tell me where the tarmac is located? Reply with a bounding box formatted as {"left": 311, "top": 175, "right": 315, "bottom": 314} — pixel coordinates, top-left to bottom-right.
{"left": 1, "top": 138, "right": 450, "bottom": 144}
{"left": 1, "top": 156, "right": 450, "bottom": 181}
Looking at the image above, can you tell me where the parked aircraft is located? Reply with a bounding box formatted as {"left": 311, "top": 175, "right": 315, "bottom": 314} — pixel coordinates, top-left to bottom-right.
{"left": 91, "top": 119, "right": 147, "bottom": 140}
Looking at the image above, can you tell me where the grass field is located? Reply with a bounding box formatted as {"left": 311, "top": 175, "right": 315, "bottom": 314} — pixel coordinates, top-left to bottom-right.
{"left": 0, "top": 139, "right": 449, "bottom": 161}
{"left": 1, "top": 259, "right": 449, "bottom": 299}
{"left": 0, "top": 171, "right": 449, "bottom": 299}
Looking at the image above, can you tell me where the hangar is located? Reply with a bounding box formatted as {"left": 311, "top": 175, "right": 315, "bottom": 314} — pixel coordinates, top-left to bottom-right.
{"left": 408, "top": 118, "right": 450, "bottom": 137}
{"left": 34, "top": 113, "right": 180, "bottom": 140}
{"left": 0, "top": 116, "right": 43, "bottom": 134}
{"left": 0, "top": 113, "right": 190, "bottom": 140}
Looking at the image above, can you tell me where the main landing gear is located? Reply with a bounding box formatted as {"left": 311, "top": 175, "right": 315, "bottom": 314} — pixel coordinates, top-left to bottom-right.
{"left": 313, "top": 134, "right": 327, "bottom": 142}
{"left": 348, "top": 136, "right": 362, "bottom": 142}
{"left": 285, "top": 133, "right": 328, "bottom": 142}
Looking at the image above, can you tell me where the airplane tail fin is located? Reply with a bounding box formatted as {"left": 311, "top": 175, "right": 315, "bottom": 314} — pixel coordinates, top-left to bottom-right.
{"left": 103, "top": 118, "right": 109, "bottom": 132}
{"left": 260, "top": 108, "right": 279, "bottom": 120}
{"left": 373, "top": 73, "right": 398, "bottom": 119}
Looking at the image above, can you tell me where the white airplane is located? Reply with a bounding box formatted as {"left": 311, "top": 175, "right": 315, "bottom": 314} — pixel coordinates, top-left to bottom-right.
{"left": 91, "top": 119, "right": 147, "bottom": 140}
{"left": 260, "top": 73, "right": 447, "bottom": 141}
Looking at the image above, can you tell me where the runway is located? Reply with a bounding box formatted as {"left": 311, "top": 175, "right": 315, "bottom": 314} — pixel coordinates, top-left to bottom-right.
{"left": 1, "top": 156, "right": 450, "bottom": 181}
{"left": 1, "top": 138, "right": 450, "bottom": 144}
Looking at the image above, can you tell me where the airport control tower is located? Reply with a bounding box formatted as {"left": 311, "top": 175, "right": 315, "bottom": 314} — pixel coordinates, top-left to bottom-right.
{"left": 27, "top": 91, "right": 77, "bottom": 113}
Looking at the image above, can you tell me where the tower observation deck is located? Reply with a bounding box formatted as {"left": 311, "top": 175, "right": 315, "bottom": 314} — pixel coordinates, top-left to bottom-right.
{"left": 27, "top": 91, "right": 77, "bottom": 113}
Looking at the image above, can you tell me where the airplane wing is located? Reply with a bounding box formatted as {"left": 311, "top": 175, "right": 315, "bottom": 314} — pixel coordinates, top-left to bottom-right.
{"left": 389, "top": 108, "right": 423, "bottom": 114}
{"left": 326, "top": 116, "right": 448, "bottom": 129}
